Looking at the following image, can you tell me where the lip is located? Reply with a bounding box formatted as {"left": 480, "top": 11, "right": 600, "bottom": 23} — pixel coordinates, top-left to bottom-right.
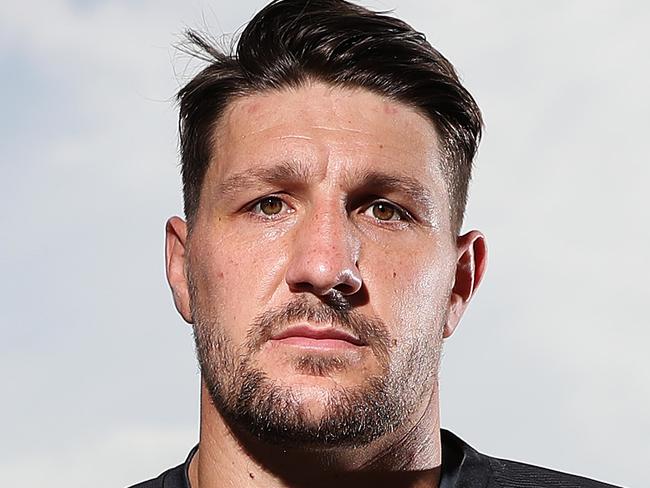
{"left": 270, "top": 324, "right": 365, "bottom": 347}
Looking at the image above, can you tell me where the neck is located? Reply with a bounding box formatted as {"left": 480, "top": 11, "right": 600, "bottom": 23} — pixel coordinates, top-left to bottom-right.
{"left": 189, "top": 381, "right": 443, "bottom": 488}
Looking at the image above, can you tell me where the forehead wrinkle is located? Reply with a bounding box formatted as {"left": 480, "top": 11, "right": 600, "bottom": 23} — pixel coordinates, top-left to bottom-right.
{"left": 308, "top": 125, "right": 367, "bottom": 134}
{"left": 240, "top": 124, "right": 370, "bottom": 142}
{"left": 275, "top": 125, "right": 367, "bottom": 142}
{"left": 278, "top": 135, "right": 313, "bottom": 141}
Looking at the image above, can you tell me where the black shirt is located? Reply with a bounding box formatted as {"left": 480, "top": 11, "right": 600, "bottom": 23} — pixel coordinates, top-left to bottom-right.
{"left": 128, "top": 429, "right": 621, "bottom": 488}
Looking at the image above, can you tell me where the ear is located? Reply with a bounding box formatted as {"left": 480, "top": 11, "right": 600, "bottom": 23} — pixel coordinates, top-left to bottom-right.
{"left": 165, "top": 216, "right": 193, "bottom": 324}
{"left": 444, "top": 230, "right": 488, "bottom": 338}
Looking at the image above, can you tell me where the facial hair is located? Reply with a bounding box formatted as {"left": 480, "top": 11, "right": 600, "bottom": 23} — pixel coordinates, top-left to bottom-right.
{"left": 190, "top": 285, "right": 444, "bottom": 449}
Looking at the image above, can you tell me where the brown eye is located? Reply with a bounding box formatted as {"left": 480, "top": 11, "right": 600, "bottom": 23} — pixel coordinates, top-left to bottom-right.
{"left": 371, "top": 202, "right": 399, "bottom": 221}
{"left": 258, "top": 197, "right": 284, "bottom": 216}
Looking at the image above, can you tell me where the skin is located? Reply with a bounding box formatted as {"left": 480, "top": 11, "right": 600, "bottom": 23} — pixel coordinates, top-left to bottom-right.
{"left": 165, "top": 82, "right": 488, "bottom": 488}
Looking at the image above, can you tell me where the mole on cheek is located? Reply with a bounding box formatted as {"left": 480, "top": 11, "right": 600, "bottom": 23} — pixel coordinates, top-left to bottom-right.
{"left": 393, "top": 271, "right": 397, "bottom": 278}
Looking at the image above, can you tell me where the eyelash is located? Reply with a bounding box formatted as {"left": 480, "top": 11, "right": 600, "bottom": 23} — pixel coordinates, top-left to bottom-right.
{"left": 361, "top": 199, "right": 412, "bottom": 223}
{"left": 247, "top": 196, "right": 294, "bottom": 221}
{"left": 246, "top": 195, "right": 413, "bottom": 225}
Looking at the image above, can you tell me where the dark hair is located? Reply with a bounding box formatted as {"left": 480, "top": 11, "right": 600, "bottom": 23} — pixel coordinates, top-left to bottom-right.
{"left": 177, "top": 0, "right": 483, "bottom": 234}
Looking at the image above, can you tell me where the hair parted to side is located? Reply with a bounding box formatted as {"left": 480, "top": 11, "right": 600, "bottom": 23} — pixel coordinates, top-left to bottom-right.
{"left": 177, "top": 0, "right": 483, "bottom": 235}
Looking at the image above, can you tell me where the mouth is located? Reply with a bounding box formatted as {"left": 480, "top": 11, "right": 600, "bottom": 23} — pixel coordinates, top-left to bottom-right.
{"left": 270, "top": 324, "right": 365, "bottom": 350}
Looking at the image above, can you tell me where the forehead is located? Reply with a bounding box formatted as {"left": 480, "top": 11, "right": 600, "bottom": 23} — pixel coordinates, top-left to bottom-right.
{"left": 209, "top": 82, "right": 444, "bottom": 188}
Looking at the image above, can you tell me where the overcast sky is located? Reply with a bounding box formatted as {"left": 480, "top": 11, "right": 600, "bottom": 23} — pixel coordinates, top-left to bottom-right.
{"left": 1, "top": 1, "right": 648, "bottom": 487}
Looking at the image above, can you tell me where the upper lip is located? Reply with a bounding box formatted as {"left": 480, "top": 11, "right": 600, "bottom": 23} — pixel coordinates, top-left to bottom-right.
{"left": 271, "top": 324, "right": 365, "bottom": 346}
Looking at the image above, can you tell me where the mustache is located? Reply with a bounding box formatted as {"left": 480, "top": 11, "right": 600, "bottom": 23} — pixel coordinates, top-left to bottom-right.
{"left": 244, "top": 294, "right": 391, "bottom": 359}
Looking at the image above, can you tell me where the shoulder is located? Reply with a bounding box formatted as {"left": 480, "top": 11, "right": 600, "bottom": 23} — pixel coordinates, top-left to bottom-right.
{"left": 126, "top": 446, "right": 197, "bottom": 488}
{"left": 485, "top": 455, "right": 622, "bottom": 488}
{"left": 441, "top": 430, "right": 622, "bottom": 488}
{"left": 127, "top": 477, "right": 161, "bottom": 488}
{"left": 126, "top": 462, "right": 186, "bottom": 488}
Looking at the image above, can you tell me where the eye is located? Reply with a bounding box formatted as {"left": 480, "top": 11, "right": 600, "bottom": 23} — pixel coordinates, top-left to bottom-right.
{"left": 249, "top": 196, "right": 292, "bottom": 218}
{"left": 363, "top": 201, "right": 407, "bottom": 222}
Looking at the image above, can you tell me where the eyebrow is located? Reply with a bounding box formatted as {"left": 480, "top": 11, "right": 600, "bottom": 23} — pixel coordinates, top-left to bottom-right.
{"left": 348, "top": 170, "right": 437, "bottom": 216}
{"left": 216, "top": 160, "right": 437, "bottom": 217}
{"left": 216, "top": 160, "right": 312, "bottom": 199}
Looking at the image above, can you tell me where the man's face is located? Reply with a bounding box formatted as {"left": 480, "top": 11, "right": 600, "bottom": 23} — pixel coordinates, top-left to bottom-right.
{"left": 169, "top": 82, "right": 470, "bottom": 447}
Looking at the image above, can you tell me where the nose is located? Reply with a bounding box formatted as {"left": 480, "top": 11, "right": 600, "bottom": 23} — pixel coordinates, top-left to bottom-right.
{"left": 285, "top": 206, "right": 363, "bottom": 297}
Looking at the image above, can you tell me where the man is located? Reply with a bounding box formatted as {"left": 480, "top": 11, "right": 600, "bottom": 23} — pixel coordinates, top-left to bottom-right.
{"left": 131, "top": 1, "right": 621, "bottom": 487}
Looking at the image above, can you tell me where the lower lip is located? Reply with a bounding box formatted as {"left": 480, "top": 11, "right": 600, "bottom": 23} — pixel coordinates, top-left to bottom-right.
{"left": 271, "top": 337, "right": 360, "bottom": 350}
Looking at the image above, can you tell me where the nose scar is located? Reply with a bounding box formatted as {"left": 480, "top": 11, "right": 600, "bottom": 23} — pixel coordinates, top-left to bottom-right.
{"left": 338, "top": 269, "right": 356, "bottom": 282}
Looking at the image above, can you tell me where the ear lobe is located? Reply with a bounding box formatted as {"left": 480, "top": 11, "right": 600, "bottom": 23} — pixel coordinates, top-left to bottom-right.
{"left": 444, "top": 230, "right": 488, "bottom": 338}
{"left": 165, "top": 216, "right": 194, "bottom": 324}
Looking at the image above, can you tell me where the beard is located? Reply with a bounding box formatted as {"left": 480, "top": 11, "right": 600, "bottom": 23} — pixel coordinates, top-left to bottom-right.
{"left": 190, "top": 286, "right": 444, "bottom": 449}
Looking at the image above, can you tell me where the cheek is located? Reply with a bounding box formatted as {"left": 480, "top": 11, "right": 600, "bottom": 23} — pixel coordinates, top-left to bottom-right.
{"left": 373, "top": 244, "right": 456, "bottom": 337}
{"left": 190, "top": 228, "right": 289, "bottom": 339}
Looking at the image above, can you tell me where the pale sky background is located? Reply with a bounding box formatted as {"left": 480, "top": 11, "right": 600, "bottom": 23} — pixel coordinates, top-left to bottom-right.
{"left": 1, "top": 1, "right": 648, "bottom": 487}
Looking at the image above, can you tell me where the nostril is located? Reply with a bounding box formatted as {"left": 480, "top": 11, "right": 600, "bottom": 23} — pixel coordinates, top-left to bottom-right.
{"left": 336, "top": 268, "right": 363, "bottom": 295}
{"left": 285, "top": 252, "right": 363, "bottom": 296}
{"left": 334, "top": 282, "right": 357, "bottom": 295}
{"left": 289, "top": 281, "right": 316, "bottom": 294}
